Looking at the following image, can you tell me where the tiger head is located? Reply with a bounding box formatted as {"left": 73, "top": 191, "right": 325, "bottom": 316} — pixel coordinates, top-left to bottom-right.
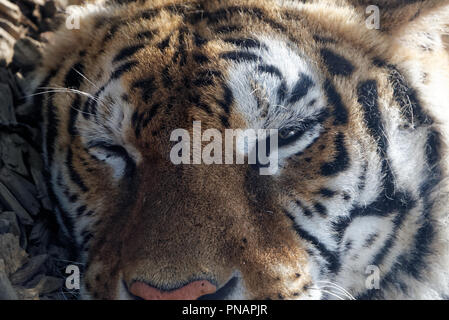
{"left": 29, "top": 0, "right": 449, "bottom": 299}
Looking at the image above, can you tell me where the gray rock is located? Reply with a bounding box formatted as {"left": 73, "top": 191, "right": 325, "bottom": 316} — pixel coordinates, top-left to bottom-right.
{"left": 0, "top": 211, "right": 20, "bottom": 236}
{"left": 0, "top": 23, "right": 15, "bottom": 66}
{"left": 26, "top": 274, "right": 63, "bottom": 295}
{"left": 0, "top": 258, "right": 18, "bottom": 299}
{"left": 10, "top": 253, "right": 47, "bottom": 285}
{"left": 42, "top": 1, "right": 57, "bottom": 19}
{"left": 12, "top": 37, "right": 42, "bottom": 69}
{"left": 0, "top": 233, "right": 28, "bottom": 276}
{"left": 0, "top": 17, "right": 25, "bottom": 40}
{"left": 0, "top": 83, "right": 16, "bottom": 125}
{"left": 0, "top": 0, "right": 22, "bottom": 23}
{"left": 0, "top": 219, "right": 9, "bottom": 234}
{"left": 0, "top": 167, "right": 41, "bottom": 216}
{"left": 29, "top": 219, "right": 50, "bottom": 249}
{"left": 0, "top": 181, "right": 34, "bottom": 225}
{"left": 13, "top": 285, "right": 39, "bottom": 300}
{"left": 28, "top": 148, "right": 53, "bottom": 211}
{"left": 0, "top": 134, "right": 29, "bottom": 177}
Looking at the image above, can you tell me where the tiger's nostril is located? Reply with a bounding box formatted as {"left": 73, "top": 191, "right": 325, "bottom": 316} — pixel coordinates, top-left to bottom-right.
{"left": 129, "top": 280, "right": 217, "bottom": 300}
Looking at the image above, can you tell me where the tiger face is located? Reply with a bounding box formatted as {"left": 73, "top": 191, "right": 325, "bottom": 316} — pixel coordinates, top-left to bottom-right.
{"left": 28, "top": 0, "right": 449, "bottom": 299}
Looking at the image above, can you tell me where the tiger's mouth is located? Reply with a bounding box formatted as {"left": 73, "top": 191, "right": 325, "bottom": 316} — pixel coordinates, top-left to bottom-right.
{"left": 198, "top": 277, "right": 239, "bottom": 300}
{"left": 121, "top": 276, "right": 239, "bottom": 300}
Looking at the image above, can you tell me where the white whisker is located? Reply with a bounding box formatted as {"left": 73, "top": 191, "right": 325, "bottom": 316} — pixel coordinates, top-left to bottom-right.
{"left": 309, "top": 286, "right": 346, "bottom": 300}
{"left": 25, "top": 87, "right": 110, "bottom": 121}
{"left": 71, "top": 68, "right": 100, "bottom": 90}
{"left": 316, "top": 281, "right": 356, "bottom": 300}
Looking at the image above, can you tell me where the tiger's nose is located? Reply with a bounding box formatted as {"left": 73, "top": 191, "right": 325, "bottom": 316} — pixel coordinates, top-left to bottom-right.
{"left": 129, "top": 280, "right": 217, "bottom": 300}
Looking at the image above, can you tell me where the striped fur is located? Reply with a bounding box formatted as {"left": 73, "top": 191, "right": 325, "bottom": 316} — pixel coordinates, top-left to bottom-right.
{"left": 25, "top": 0, "right": 449, "bottom": 299}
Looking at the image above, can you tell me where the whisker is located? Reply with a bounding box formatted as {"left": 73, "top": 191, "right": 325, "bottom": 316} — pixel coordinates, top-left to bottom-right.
{"left": 316, "top": 281, "right": 355, "bottom": 300}
{"left": 52, "top": 258, "right": 86, "bottom": 265}
{"left": 37, "top": 86, "right": 120, "bottom": 121}
{"left": 71, "top": 68, "right": 100, "bottom": 90}
{"left": 25, "top": 88, "right": 109, "bottom": 120}
{"left": 309, "top": 286, "right": 346, "bottom": 300}
{"left": 320, "top": 285, "right": 354, "bottom": 300}
{"left": 37, "top": 87, "right": 103, "bottom": 105}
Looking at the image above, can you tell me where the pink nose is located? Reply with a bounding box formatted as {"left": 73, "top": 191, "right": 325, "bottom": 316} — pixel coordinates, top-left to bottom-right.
{"left": 129, "top": 280, "right": 216, "bottom": 300}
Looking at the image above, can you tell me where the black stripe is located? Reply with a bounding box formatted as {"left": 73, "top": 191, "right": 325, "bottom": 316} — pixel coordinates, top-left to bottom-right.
{"left": 223, "top": 38, "right": 265, "bottom": 49}
{"left": 370, "top": 192, "right": 416, "bottom": 267}
{"left": 319, "top": 188, "right": 335, "bottom": 198}
{"left": 320, "top": 132, "right": 349, "bottom": 176}
{"left": 295, "top": 200, "right": 313, "bottom": 217}
{"left": 132, "top": 76, "right": 156, "bottom": 104}
{"left": 82, "top": 84, "right": 105, "bottom": 120}
{"left": 320, "top": 49, "right": 355, "bottom": 77}
{"left": 358, "top": 80, "right": 385, "bottom": 148}
{"left": 193, "top": 33, "right": 208, "bottom": 46}
{"left": 141, "top": 103, "right": 161, "bottom": 128}
{"left": 343, "top": 79, "right": 431, "bottom": 291}
{"left": 48, "top": 170, "right": 77, "bottom": 248}
{"left": 324, "top": 79, "right": 348, "bottom": 125}
{"left": 388, "top": 65, "right": 432, "bottom": 126}
{"left": 420, "top": 129, "right": 441, "bottom": 196}
{"left": 220, "top": 115, "right": 230, "bottom": 128}
{"left": 257, "top": 64, "right": 283, "bottom": 79}
{"left": 357, "top": 80, "right": 395, "bottom": 197}
{"left": 140, "top": 8, "right": 159, "bottom": 19}
{"left": 193, "top": 70, "right": 221, "bottom": 87}
{"left": 33, "top": 69, "right": 58, "bottom": 125}
{"left": 64, "top": 62, "right": 84, "bottom": 89}
{"left": 189, "top": 95, "right": 212, "bottom": 114}
{"left": 313, "top": 35, "right": 337, "bottom": 44}
{"left": 215, "top": 84, "right": 233, "bottom": 114}
{"left": 76, "top": 205, "right": 87, "bottom": 217}
{"left": 45, "top": 96, "right": 59, "bottom": 167}
{"left": 277, "top": 80, "right": 288, "bottom": 105}
{"left": 82, "top": 61, "right": 138, "bottom": 120}
{"left": 113, "top": 44, "right": 145, "bottom": 63}
{"left": 193, "top": 53, "right": 210, "bottom": 64}
{"left": 204, "top": 6, "right": 286, "bottom": 32}
{"left": 66, "top": 147, "right": 89, "bottom": 192}
{"left": 102, "top": 23, "right": 120, "bottom": 44}
{"left": 357, "top": 161, "right": 368, "bottom": 191}
{"left": 395, "top": 129, "right": 441, "bottom": 279}
{"left": 288, "top": 73, "right": 314, "bottom": 104}
{"left": 157, "top": 36, "right": 171, "bottom": 50}
{"left": 137, "top": 30, "right": 155, "bottom": 40}
{"left": 133, "top": 103, "right": 162, "bottom": 138}
{"left": 111, "top": 60, "right": 139, "bottom": 79}
{"left": 284, "top": 211, "right": 340, "bottom": 273}
{"left": 175, "top": 28, "right": 188, "bottom": 66}
{"left": 220, "top": 51, "right": 260, "bottom": 62}
{"left": 364, "top": 233, "right": 379, "bottom": 247}
{"left": 313, "top": 202, "right": 327, "bottom": 217}
{"left": 68, "top": 96, "right": 81, "bottom": 136}
{"left": 83, "top": 96, "right": 97, "bottom": 120}
{"left": 69, "top": 194, "right": 78, "bottom": 203}
{"left": 214, "top": 25, "right": 242, "bottom": 33}
{"left": 161, "top": 66, "right": 173, "bottom": 88}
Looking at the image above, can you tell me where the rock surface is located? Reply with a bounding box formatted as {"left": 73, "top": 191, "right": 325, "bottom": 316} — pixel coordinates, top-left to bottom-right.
{"left": 0, "top": 0, "right": 78, "bottom": 300}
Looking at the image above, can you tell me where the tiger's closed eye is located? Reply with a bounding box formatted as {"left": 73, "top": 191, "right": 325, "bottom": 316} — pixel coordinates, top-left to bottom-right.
{"left": 278, "top": 122, "right": 316, "bottom": 147}
{"left": 279, "top": 128, "right": 304, "bottom": 140}
{"left": 87, "top": 141, "right": 135, "bottom": 178}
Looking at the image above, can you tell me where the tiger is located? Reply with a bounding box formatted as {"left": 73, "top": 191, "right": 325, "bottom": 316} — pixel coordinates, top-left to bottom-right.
{"left": 24, "top": 0, "right": 449, "bottom": 299}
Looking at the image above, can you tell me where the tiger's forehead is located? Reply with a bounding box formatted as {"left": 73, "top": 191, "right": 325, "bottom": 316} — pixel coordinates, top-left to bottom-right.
{"left": 48, "top": 0, "right": 385, "bottom": 148}
{"left": 225, "top": 35, "right": 326, "bottom": 130}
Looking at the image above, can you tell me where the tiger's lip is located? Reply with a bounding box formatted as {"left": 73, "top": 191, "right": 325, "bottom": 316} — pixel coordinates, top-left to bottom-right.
{"left": 123, "top": 276, "right": 237, "bottom": 300}
{"left": 197, "top": 277, "right": 238, "bottom": 300}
